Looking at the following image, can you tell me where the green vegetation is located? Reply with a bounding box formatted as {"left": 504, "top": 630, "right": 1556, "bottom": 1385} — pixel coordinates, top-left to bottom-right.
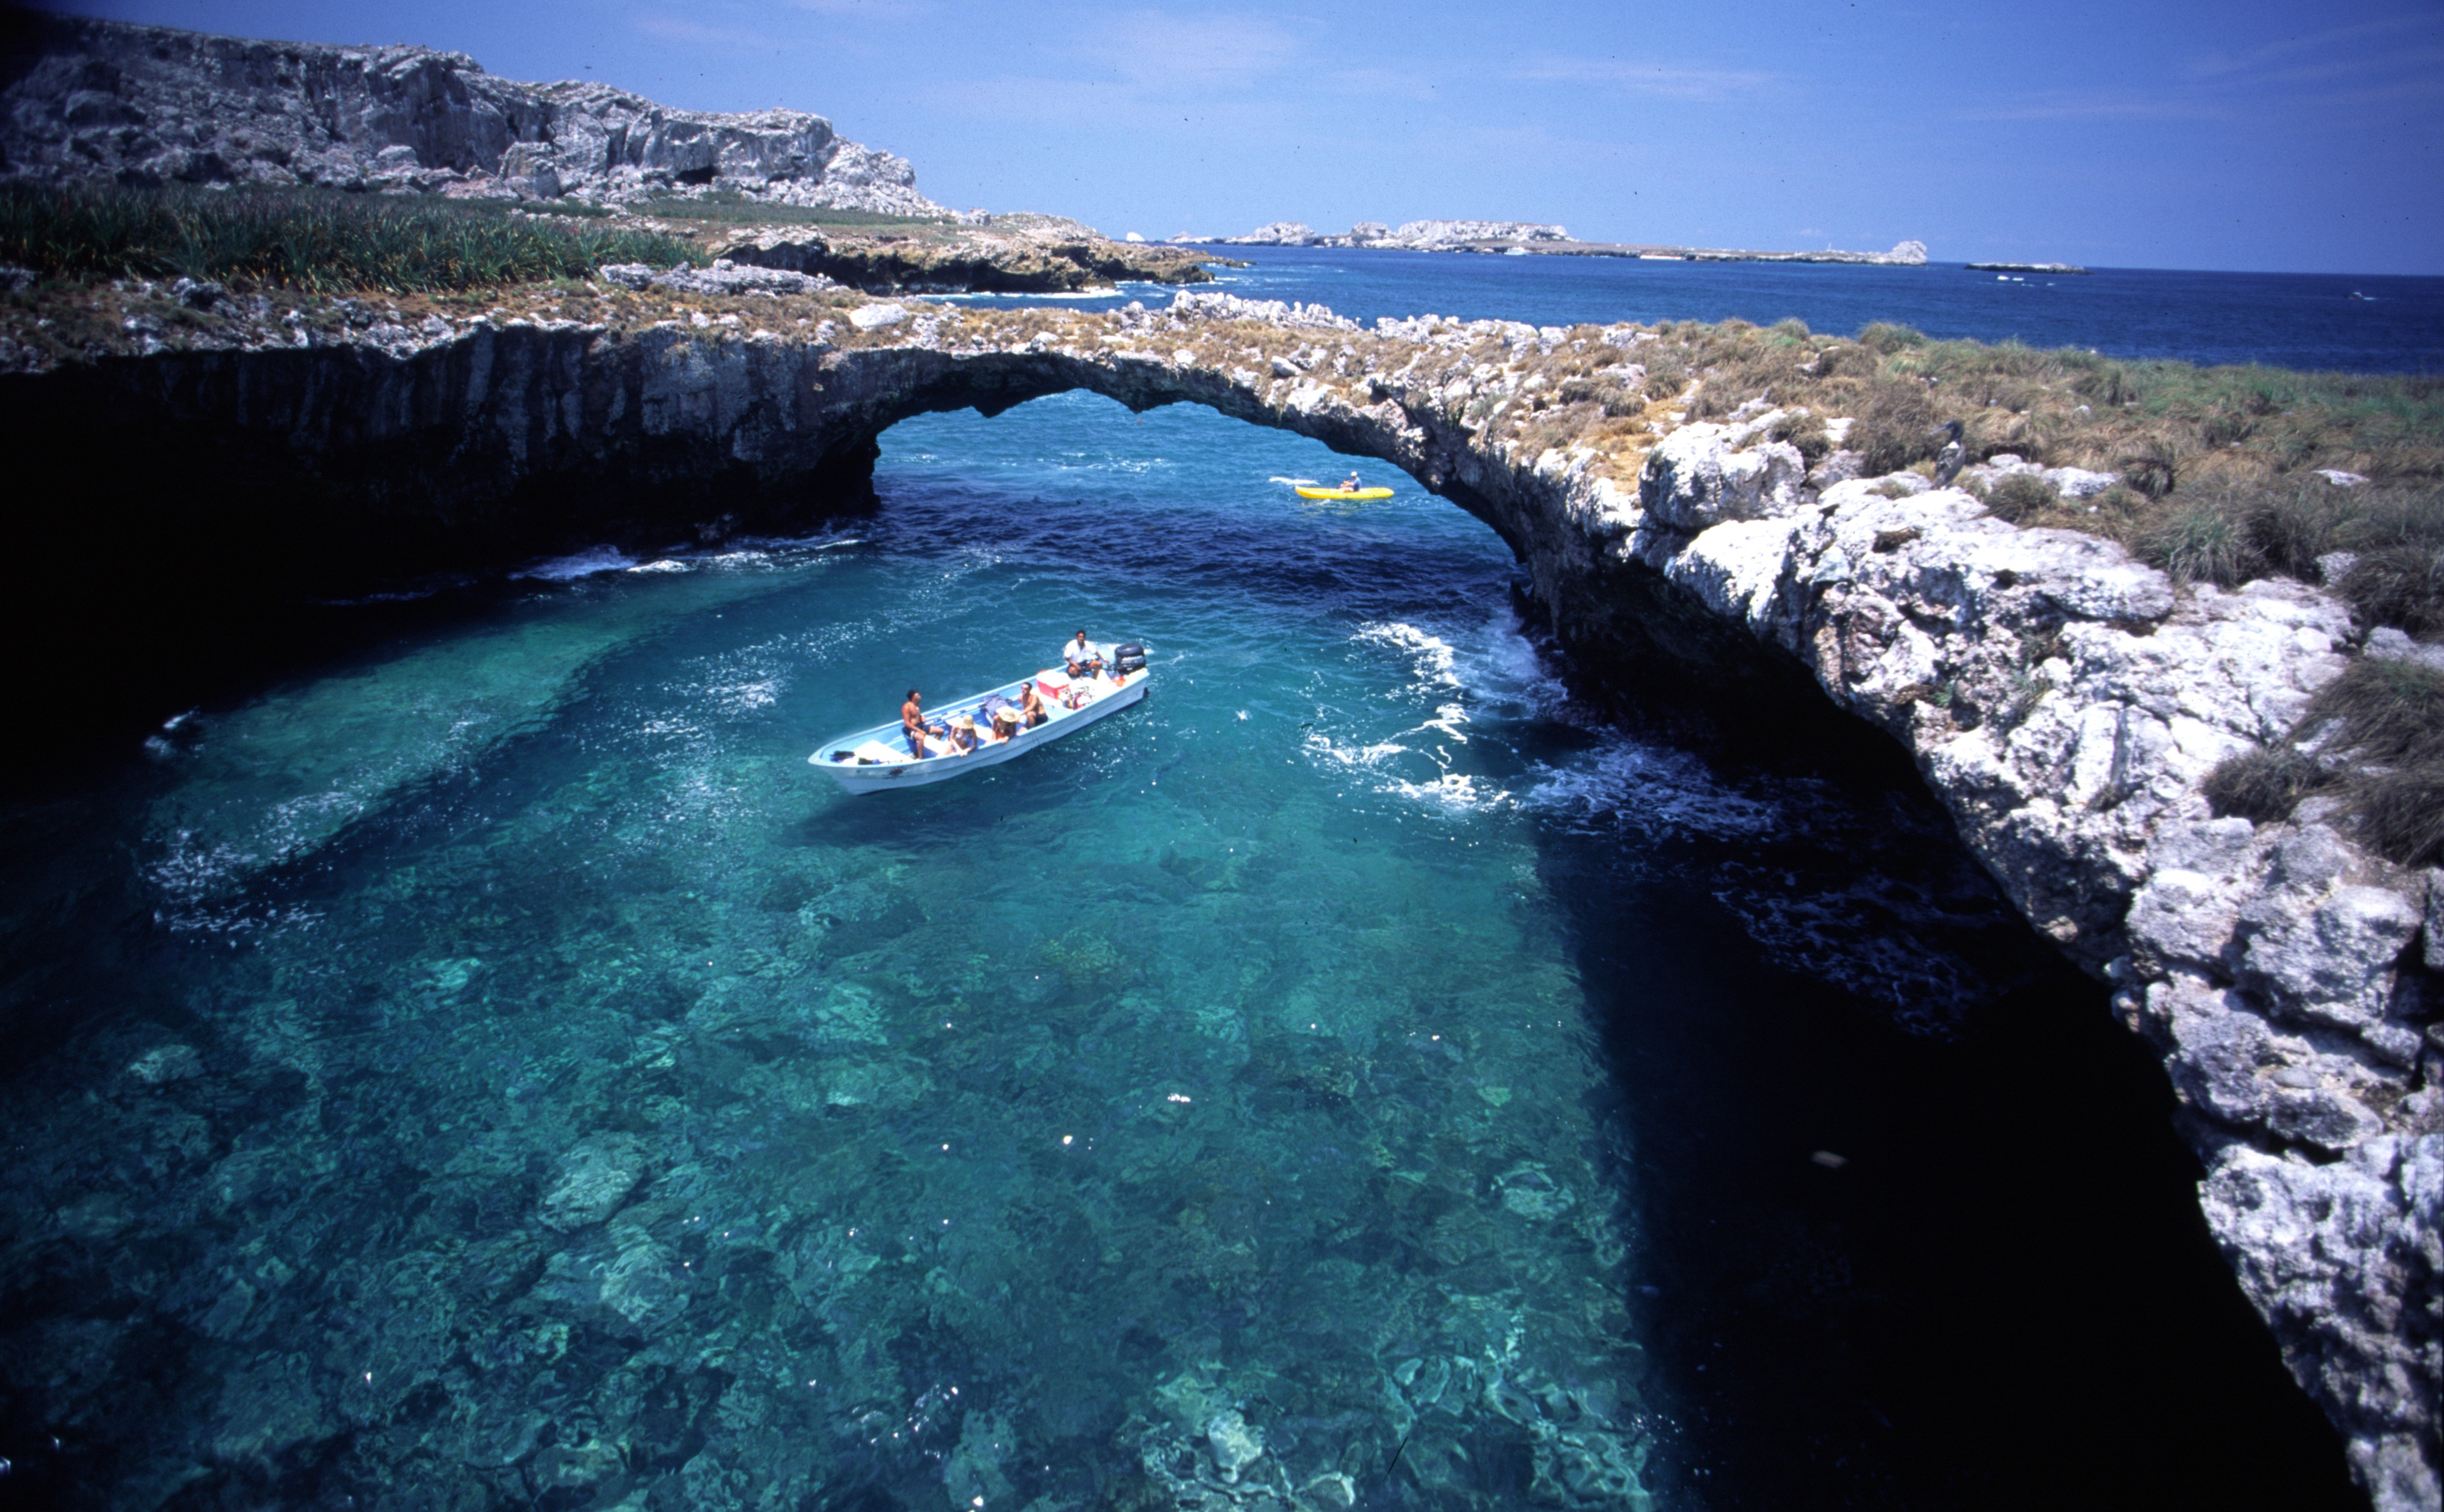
{"left": 2202, "top": 746, "right": 2324, "bottom": 824}
{"left": 629, "top": 192, "right": 952, "bottom": 230}
{"left": 2205, "top": 658, "right": 2444, "bottom": 864}
{"left": 0, "top": 184, "right": 701, "bottom": 294}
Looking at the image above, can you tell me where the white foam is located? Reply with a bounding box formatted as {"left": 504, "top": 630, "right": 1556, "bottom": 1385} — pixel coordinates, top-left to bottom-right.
{"left": 1354, "top": 621, "right": 1461, "bottom": 695}
{"left": 628, "top": 558, "right": 690, "bottom": 574}
{"left": 1523, "top": 741, "right": 1782, "bottom": 840}
{"left": 518, "top": 545, "right": 634, "bottom": 581}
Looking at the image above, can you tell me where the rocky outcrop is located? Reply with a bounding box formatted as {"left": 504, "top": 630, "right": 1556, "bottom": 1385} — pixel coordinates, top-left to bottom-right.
{"left": 1207, "top": 222, "right": 1930, "bottom": 267}
{"left": 1219, "top": 219, "right": 1573, "bottom": 248}
{"left": 0, "top": 12, "right": 946, "bottom": 214}
{"left": 715, "top": 216, "right": 1216, "bottom": 294}
{"left": 3, "top": 288, "right": 2434, "bottom": 1509}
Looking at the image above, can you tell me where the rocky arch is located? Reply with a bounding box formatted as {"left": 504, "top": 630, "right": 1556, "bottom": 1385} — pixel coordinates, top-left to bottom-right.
{"left": 4, "top": 306, "right": 2434, "bottom": 1509}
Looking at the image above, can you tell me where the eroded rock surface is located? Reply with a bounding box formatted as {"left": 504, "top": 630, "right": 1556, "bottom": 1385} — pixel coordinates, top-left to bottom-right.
{"left": 0, "top": 12, "right": 944, "bottom": 213}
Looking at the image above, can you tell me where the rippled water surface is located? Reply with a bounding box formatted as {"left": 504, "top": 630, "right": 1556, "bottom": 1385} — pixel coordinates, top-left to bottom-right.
{"left": 0, "top": 394, "right": 2358, "bottom": 1510}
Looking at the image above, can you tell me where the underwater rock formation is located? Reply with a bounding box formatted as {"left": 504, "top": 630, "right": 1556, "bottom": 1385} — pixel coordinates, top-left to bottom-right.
{"left": 1, "top": 285, "right": 2435, "bottom": 1510}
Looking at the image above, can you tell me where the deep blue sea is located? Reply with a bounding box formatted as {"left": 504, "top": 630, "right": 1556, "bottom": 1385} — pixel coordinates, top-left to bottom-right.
{"left": 0, "top": 250, "right": 2387, "bottom": 1511}
{"left": 966, "top": 244, "right": 2444, "bottom": 374}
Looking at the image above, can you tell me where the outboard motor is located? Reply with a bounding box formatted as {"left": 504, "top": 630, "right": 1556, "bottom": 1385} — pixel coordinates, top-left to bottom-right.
{"left": 1112, "top": 642, "right": 1148, "bottom": 675}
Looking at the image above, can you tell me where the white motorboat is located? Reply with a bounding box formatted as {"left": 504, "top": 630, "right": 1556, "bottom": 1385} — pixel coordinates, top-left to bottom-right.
{"left": 809, "top": 662, "right": 1149, "bottom": 793}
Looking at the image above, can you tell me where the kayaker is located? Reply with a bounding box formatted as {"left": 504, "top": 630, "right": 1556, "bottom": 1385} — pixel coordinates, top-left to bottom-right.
{"left": 1340, "top": 472, "right": 1360, "bottom": 491}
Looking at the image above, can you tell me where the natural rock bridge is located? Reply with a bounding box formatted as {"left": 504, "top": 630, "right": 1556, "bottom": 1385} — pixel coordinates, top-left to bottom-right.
{"left": 8, "top": 287, "right": 2438, "bottom": 1509}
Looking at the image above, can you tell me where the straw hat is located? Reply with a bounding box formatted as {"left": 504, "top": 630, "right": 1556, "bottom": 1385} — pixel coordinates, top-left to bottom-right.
{"left": 955, "top": 714, "right": 977, "bottom": 730}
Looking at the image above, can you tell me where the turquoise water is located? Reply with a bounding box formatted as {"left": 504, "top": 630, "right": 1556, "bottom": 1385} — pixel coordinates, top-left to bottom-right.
{"left": 0, "top": 393, "right": 2360, "bottom": 1509}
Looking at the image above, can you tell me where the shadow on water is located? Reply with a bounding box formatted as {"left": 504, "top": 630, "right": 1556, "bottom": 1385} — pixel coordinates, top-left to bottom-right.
{"left": 1534, "top": 672, "right": 2361, "bottom": 1509}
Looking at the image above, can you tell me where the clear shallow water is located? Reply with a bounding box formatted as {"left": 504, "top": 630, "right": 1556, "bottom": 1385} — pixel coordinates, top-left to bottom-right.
{"left": 0, "top": 395, "right": 2357, "bottom": 1509}
{"left": 962, "top": 246, "right": 2444, "bottom": 373}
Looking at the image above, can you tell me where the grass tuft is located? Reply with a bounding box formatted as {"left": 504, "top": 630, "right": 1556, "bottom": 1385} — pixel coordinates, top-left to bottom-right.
{"left": 2340, "top": 546, "right": 2444, "bottom": 640}
{"left": 2303, "top": 656, "right": 2444, "bottom": 768}
{"left": 0, "top": 183, "right": 702, "bottom": 294}
{"left": 1983, "top": 472, "right": 2059, "bottom": 524}
{"left": 2202, "top": 746, "right": 2324, "bottom": 823}
{"left": 2141, "top": 503, "right": 2260, "bottom": 587}
{"left": 2349, "top": 769, "right": 2444, "bottom": 869}
{"left": 2290, "top": 657, "right": 2444, "bottom": 865}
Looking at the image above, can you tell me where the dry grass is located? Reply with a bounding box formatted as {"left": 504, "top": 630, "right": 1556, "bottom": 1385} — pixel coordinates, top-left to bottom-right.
{"left": 1569, "top": 320, "right": 2444, "bottom": 636}
{"left": 2209, "top": 658, "right": 2444, "bottom": 865}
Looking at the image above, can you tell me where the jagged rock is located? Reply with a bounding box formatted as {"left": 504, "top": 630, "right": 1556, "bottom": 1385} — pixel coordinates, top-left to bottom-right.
{"left": 1170, "top": 290, "right": 1360, "bottom": 331}
{"left": 599, "top": 260, "right": 831, "bottom": 297}
{"left": 1218, "top": 218, "right": 1571, "bottom": 249}
{"left": 2365, "top": 627, "right": 2444, "bottom": 674}
{"left": 0, "top": 13, "right": 947, "bottom": 214}
{"left": 2145, "top": 973, "right": 2388, "bottom": 1149}
{"left": 2427, "top": 870, "right": 2444, "bottom": 972}
{"left": 1219, "top": 221, "right": 1321, "bottom": 246}
{"left": 715, "top": 217, "right": 1216, "bottom": 294}
{"left": 1203, "top": 1408, "right": 1263, "bottom": 1479}
{"left": 1807, "top": 448, "right": 1866, "bottom": 489}
{"left": 1639, "top": 422, "right": 1805, "bottom": 530}
{"left": 2203, "top": 1136, "right": 2443, "bottom": 1512}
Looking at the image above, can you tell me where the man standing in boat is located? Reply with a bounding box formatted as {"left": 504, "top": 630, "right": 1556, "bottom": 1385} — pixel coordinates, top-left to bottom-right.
{"left": 1062, "top": 629, "right": 1105, "bottom": 679}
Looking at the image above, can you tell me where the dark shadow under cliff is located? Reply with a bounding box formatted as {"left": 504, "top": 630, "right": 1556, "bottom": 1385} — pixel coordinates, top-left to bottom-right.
{"left": 1523, "top": 636, "right": 2361, "bottom": 1510}
{"left": 0, "top": 365, "right": 877, "bottom": 784}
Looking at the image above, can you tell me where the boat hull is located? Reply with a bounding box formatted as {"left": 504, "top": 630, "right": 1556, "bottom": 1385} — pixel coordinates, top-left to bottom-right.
{"left": 810, "top": 670, "right": 1149, "bottom": 793}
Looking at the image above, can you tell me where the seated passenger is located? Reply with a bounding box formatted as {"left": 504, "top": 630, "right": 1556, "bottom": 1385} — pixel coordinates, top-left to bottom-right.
{"left": 1062, "top": 629, "right": 1105, "bottom": 679}
{"left": 901, "top": 689, "right": 935, "bottom": 759}
{"left": 944, "top": 714, "right": 981, "bottom": 755}
{"left": 990, "top": 705, "right": 1023, "bottom": 741}
{"left": 1020, "top": 682, "right": 1050, "bottom": 728}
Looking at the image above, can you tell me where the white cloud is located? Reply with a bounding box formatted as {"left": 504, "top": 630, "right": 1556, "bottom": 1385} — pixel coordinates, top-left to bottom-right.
{"left": 1508, "top": 54, "right": 1775, "bottom": 101}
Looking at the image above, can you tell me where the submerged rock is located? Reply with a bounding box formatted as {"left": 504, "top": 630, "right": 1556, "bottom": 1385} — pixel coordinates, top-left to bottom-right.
{"left": 539, "top": 1133, "right": 650, "bottom": 1231}
{"left": 127, "top": 1042, "right": 203, "bottom": 1084}
{"left": 1205, "top": 1408, "right": 1264, "bottom": 1479}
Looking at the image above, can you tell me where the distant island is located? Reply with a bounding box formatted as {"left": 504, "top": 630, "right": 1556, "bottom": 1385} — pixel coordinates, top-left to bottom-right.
{"left": 1191, "top": 220, "right": 1931, "bottom": 267}
{"left": 1968, "top": 260, "right": 2093, "bottom": 275}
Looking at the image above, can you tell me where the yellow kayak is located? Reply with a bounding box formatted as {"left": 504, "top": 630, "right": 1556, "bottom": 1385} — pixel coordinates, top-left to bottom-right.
{"left": 1294, "top": 485, "right": 1394, "bottom": 501}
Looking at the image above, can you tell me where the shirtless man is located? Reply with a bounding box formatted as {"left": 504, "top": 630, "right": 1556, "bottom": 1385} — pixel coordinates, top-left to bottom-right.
{"left": 901, "top": 689, "right": 935, "bottom": 758}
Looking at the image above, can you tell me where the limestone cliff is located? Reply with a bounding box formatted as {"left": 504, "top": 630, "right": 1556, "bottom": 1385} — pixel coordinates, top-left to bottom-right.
{"left": 0, "top": 11, "right": 946, "bottom": 214}
{"left": 0, "top": 283, "right": 2434, "bottom": 1511}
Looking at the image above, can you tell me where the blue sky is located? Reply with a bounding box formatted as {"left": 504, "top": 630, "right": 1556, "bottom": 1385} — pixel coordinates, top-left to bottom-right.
{"left": 52, "top": 1, "right": 2444, "bottom": 274}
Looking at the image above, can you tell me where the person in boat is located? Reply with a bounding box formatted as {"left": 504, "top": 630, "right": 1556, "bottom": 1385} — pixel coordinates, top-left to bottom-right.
{"left": 1063, "top": 629, "right": 1105, "bottom": 679}
{"left": 990, "top": 704, "right": 1023, "bottom": 741}
{"left": 901, "top": 689, "right": 935, "bottom": 758}
{"left": 1020, "top": 681, "right": 1050, "bottom": 728}
{"left": 1340, "top": 472, "right": 1360, "bottom": 491}
{"left": 943, "top": 714, "right": 982, "bottom": 755}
